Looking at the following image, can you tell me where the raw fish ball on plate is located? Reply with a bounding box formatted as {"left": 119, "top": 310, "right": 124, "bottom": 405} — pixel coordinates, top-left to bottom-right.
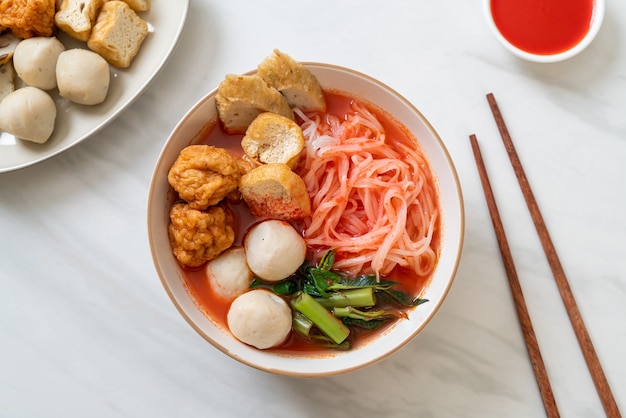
{"left": 56, "top": 48, "right": 110, "bottom": 105}
{"left": 0, "top": 86, "right": 56, "bottom": 144}
{"left": 13, "top": 37, "right": 65, "bottom": 90}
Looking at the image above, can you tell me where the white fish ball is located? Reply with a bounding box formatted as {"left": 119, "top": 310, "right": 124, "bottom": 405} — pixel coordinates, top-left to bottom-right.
{"left": 244, "top": 220, "right": 306, "bottom": 282}
{"left": 56, "top": 49, "right": 110, "bottom": 105}
{"left": 227, "top": 289, "right": 292, "bottom": 349}
{"left": 0, "top": 86, "right": 56, "bottom": 143}
{"left": 206, "top": 247, "right": 253, "bottom": 301}
{"left": 13, "top": 37, "right": 65, "bottom": 90}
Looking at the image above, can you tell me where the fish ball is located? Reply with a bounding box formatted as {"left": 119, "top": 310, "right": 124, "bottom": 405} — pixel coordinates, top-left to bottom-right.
{"left": 206, "top": 247, "right": 253, "bottom": 301}
{"left": 13, "top": 37, "right": 65, "bottom": 90}
{"left": 0, "top": 87, "right": 56, "bottom": 143}
{"left": 227, "top": 289, "right": 292, "bottom": 349}
{"left": 56, "top": 49, "right": 110, "bottom": 105}
{"left": 244, "top": 219, "right": 306, "bottom": 282}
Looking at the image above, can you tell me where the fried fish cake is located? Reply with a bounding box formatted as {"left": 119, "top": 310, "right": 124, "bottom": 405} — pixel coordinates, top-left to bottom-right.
{"left": 0, "top": 0, "right": 56, "bottom": 38}
{"left": 168, "top": 145, "right": 243, "bottom": 210}
{"left": 168, "top": 203, "right": 235, "bottom": 267}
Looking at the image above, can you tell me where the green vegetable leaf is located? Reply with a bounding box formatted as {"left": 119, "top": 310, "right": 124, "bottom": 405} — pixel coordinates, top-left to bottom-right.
{"left": 249, "top": 277, "right": 263, "bottom": 289}
{"left": 249, "top": 277, "right": 299, "bottom": 295}
{"left": 273, "top": 280, "right": 299, "bottom": 295}
{"left": 329, "top": 275, "right": 398, "bottom": 290}
{"left": 334, "top": 307, "right": 397, "bottom": 330}
{"left": 380, "top": 289, "right": 429, "bottom": 307}
{"left": 340, "top": 317, "right": 387, "bottom": 330}
{"left": 302, "top": 281, "right": 322, "bottom": 297}
{"left": 307, "top": 268, "right": 342, "bottom": 297}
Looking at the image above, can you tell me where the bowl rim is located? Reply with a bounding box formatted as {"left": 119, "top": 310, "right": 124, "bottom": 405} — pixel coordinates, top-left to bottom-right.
{"left": 483, "top": 0, "right": 605, "bottom": 63}
{"left": 147, "top": 62, "right": 465, "bottom": 376}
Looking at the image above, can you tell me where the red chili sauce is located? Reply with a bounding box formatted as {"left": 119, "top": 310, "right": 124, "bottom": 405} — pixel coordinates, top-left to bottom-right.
{"left": 179, "top": 91, "right": 440, "bottom": 355}
{"left": 490, "top": 0, "right": 594, "bottom": 55}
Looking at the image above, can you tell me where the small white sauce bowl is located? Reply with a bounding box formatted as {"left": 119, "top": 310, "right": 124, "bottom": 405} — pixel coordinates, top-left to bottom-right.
{"left": 483, "top": 0, "right": 605, "bottom": 63}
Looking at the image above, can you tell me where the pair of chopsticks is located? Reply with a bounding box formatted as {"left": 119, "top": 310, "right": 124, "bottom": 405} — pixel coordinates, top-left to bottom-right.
{"left": 470, "top": 93, "right": 621, "bottom": 418}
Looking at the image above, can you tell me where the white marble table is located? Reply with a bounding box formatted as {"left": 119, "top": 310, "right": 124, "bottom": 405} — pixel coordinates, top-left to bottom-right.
{"left": 1, "top": 1, "right": 624, "bottom": 417}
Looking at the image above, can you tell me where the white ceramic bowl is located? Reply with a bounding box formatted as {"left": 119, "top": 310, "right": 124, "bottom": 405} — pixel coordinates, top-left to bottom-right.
{"left": 147, "top": 63, "right": 464, "bottom": 376}
{"left": 484, "top": 0, "right": 604, "bottom": 63}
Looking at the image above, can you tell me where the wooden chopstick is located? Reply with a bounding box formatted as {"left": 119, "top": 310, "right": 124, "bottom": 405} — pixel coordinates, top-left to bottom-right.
{"left": 469, "top": 134, "right": 560, "bottom": 418}
{"left": 485, "top": 93, "right": 622, "bottom": 418}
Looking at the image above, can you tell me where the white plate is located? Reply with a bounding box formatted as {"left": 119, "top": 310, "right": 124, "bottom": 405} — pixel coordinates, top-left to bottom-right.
{"left": 0, "top": 1, "right": 189, "bottom": 173}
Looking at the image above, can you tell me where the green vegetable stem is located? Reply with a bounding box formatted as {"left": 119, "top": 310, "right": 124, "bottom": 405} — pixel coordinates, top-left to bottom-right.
{"left": 333, "top": 306, "right": 397, "bottom": 321}
{"left": 292, "top": 312, "right": 313, "bottom": 338}
{"left": 314, "top": 287, "right": 375, "bottom": 308}
{"left": 292, "top": 292, "right": 350, "bottom": 345}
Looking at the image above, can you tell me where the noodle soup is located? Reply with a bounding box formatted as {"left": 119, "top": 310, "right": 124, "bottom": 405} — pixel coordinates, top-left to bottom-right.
{"left": 148, "top": 62, "right": 463, "bottom": 375}
{"left": 179, "top": 90, "right": 441, "bottom": 354}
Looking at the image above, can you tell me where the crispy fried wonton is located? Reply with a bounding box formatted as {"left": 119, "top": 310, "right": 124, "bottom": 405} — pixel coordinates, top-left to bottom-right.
{"left": 0, "top": 0, "right": 56, "bottom": 38}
